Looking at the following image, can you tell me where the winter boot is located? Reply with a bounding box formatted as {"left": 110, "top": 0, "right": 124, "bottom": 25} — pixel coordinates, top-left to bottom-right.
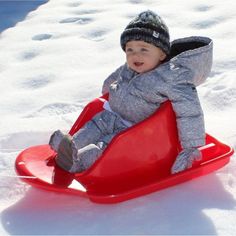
{"left": 55, "top": 135, "right": 74, "bottom": 172}
{"left": 49, "top": 130, "right": 65, "bottom": 152}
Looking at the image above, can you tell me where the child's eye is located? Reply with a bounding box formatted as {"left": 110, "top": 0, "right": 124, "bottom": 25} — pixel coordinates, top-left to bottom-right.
{"left": 126, "top": 48, "right": 133, "bottom": 53}
{"left": 141, "top": 48, "right": 148, "bottom": 52}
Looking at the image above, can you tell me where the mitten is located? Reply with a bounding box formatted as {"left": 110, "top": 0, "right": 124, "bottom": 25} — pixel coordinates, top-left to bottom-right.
{"left": 171, "top": 148, "right": 202, "bottom": 174}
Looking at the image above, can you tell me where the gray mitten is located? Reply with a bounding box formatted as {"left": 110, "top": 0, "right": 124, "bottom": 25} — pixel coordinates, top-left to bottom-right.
{"left": 171, "top": 148, "right": 202, "bottom": 174}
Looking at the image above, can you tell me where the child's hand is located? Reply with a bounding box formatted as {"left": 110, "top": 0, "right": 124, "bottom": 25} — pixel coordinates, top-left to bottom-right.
{"left": 171, "top": 148, "right": 202, "bottom": 174}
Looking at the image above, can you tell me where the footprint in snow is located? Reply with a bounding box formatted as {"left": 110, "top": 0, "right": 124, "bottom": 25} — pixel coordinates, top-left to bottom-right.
{"left": 32, "top": 33, "right": 53, "bottom": 41}
{"left": 205, "top": 87, "right": 236, "bottom": 109}
{"left": 20, "top": 75, "right": 52, "bottom": 90}
{"left": 129, "top": 0, "right": 143, "bottom": 3}
{"left": 27, "top": 102, "right": 83, "bottom": 117}
{"left": 67, "top": 2, "right": 82, "bottom": 7}
{"left": 18, "top": 50, "right": 39, "bottom": 61}
{"left": 73, "top": 9, "right": 102, "bottom": 15}
{"left": 191, "top": 17, "right": 226, "bottom": 29}
{"left": 84, "top": 29, "right": 108, "bottom": 41}
{"left": 194, "top": 4, "right": 213, "bottom": 12}
{"left": 125, "top": 13, "right": 138, "bottom": 20}
{"left": 211, "top": 85, "right": 226, "bottom": 91}
{"left": 59, "top": 17, "right": 92, "bottom": 25}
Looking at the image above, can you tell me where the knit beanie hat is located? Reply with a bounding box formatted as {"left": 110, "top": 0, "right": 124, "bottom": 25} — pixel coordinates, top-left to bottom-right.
{"left": 120, "top": 10, "right": 170, "bottom": 55}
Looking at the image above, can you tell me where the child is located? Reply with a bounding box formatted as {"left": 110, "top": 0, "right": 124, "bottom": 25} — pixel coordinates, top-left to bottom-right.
{"left": 49, "top": 10, "right": 213, "bottom": 174}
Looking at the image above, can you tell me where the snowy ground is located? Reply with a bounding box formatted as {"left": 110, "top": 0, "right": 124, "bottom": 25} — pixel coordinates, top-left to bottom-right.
{"left": 0, "top": 0, "right": 236, "bottom": 235}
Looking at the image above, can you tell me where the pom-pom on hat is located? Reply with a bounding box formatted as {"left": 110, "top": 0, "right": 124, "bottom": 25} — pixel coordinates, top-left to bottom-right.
{"left": 120, "top": 10, "right": 170, "bottom": 55}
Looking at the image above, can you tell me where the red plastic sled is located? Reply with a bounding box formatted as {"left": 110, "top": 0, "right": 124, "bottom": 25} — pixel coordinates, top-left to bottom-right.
{"left": 15, "top": 96, "right": 234, "bottom": 203}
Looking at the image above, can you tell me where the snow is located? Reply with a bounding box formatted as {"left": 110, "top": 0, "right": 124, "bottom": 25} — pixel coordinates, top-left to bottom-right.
{"left": 0, "top": 0, "right": 236, "bottom": 235}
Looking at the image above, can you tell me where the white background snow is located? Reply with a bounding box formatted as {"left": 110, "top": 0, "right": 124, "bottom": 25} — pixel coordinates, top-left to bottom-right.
{"left": 0, "top": 0, "right": 236, "bottom": 235}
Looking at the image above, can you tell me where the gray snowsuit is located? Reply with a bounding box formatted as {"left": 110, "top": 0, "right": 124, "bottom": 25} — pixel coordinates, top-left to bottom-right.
{"left": 70, "top": 36, "right": 213, "bottom": 173}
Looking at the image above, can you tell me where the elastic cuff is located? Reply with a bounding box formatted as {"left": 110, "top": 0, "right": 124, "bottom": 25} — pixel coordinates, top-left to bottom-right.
{"left": 181, "top": 138, "right": 206, "bottom": 149}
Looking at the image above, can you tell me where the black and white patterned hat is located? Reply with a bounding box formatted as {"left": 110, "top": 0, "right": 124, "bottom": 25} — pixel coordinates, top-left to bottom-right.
{"left": 120, "top": 10, "right": 170, "bottom": 55}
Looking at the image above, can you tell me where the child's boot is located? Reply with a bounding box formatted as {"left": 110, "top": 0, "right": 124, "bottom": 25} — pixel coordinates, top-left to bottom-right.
{"left": 49, "top": 130, "right": 65, "bottom": 152}
{"left": 55, "top": 135, "right": 74, "bottom": 172}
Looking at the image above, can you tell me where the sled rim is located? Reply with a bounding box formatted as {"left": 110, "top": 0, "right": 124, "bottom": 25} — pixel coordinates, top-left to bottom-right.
{"left": 15, "top": 142, "right": 234, "bottom": 203}
{"left": 87, "top": 148, "right": 233, "bottom": 203}
{"left": 15, "top": 145, "right": 87, "bottom": 198}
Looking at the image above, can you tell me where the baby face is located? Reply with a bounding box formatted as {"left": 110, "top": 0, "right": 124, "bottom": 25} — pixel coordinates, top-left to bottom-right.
{"left": 125, "top": 41, "right": 166, "bottom": 73}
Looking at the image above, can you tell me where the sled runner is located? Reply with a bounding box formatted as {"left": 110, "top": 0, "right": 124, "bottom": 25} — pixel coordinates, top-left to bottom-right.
{"left": 15, "top": 97, "right": 234, "bottom": 203}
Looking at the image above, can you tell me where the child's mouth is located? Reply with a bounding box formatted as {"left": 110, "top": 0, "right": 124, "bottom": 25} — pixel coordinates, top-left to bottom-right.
{"left": 134, "top": 62, "right": 144, "bottom": 67}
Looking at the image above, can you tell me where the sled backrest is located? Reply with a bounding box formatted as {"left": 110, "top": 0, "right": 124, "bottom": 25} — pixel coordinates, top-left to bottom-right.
{"left": 69, "top": 94, "right": 109, "bottom": 135}
{"left": 73, "top": 97, "right": 181, "bottom": 195}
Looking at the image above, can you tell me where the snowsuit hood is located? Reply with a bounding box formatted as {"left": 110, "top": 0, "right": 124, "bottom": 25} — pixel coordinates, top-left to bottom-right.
{"left": 168, "top": 36, "right": 213, "bottom": 86}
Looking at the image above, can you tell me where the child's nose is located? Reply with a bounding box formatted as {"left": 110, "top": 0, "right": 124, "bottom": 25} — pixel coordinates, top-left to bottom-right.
{"left": 131, "top": 51, "right": 141, "bottom": 58}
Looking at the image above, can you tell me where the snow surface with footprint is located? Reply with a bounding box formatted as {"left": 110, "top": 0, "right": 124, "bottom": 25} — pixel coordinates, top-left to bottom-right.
{"left": 0, "top": 0, "right": 236, "bottom": 235}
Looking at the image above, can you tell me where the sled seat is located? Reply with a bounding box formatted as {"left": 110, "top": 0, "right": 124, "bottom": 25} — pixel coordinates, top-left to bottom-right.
{"left": 68, "top": 97, "right": 179, "bottom": 193}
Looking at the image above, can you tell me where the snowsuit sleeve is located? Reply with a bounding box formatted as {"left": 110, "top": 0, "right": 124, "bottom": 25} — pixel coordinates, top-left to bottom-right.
{"left": 149, "top": 62, "right": 206, "bottom": 149}
{"left": 102, "top": 65, "right": 123, "bottom": 95}
{"left": 168, "top": 80, "right": 205, "bottom": 149}
{"left": 157, "top": 36, "right": 213, "bottom": 149}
